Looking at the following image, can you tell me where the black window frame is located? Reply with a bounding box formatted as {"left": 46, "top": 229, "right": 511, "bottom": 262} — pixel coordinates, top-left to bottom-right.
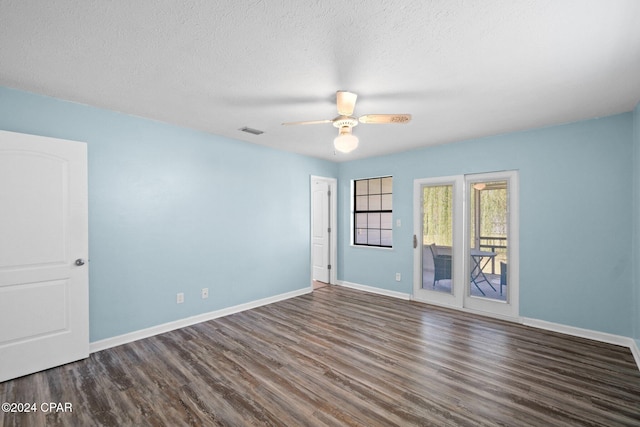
{"left": 353, "top": 176, "right": 393, "bottom": 248}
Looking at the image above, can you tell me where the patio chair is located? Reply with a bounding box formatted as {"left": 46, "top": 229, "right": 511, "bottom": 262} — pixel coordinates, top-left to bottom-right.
{"left": 499, "top": 261, "right": 507, "bottom": 295}
{"left": 429, "top": 244, "right": 452, "bottom": 288}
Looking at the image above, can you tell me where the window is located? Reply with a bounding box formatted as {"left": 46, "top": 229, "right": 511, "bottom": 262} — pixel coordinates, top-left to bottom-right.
{"left": 354, "top": 176, "right": 393, "bottom": 247}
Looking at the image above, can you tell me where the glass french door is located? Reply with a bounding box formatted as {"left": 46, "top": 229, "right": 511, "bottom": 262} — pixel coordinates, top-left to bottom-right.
{"left": 413, "top": 171, "right": 519, "bottom": 319}
{"left": 413, "top": 175, "right": 464, "bottom": 307}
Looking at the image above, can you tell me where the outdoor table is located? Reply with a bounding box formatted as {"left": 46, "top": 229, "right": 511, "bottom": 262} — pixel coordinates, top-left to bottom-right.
{"left": 470, "top": 249, "right": 497, "bottom": 296}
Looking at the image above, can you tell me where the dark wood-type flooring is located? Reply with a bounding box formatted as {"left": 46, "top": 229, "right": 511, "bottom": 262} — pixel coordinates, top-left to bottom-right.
{"left": 2, "top": 285, "right": 640, "bottom": 426}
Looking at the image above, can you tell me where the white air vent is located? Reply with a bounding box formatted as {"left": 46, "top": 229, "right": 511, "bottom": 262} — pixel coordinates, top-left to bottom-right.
{"left": 240, "top": 127, "right": 264, "bottom": 135}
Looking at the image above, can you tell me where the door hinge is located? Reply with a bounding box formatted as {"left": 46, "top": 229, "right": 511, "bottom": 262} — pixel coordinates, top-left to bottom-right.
{"left": 413, "top": 235, "right": 417, "bottom": 249}
{"left": 327, "top": 190, "right": 331, "bottom": 197}
{"left": 328, "top": 227, "right": 331, "bottom": 233}
{"left": 328, "top": 264, "right": 332, "bottom": 270}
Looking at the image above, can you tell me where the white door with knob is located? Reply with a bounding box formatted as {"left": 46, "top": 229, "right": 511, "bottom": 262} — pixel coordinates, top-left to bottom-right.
{"left": 0, "top": 130, "right": 89, "bottom": 382}
{"left": 311, "top": 176, "right": 336, "bottom": 285}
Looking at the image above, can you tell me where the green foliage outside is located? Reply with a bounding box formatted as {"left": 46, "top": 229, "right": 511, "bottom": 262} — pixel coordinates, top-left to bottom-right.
{"left": 422, "top": 185, "right": 453, "bottom": 246}
{"left": 422, "top": 182, "right": 508, "bottom": 271}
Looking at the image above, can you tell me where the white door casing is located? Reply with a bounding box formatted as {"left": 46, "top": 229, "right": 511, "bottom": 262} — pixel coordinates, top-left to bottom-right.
{"left": 0, "top": 130, "right": 89, "bottom": 382}
{"left": 310, "top": 176, "right": 337, "bottom": 285}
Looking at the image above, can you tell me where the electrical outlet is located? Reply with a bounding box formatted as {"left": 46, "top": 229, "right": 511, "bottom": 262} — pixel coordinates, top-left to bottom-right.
{"left": 395, "top": 273, "right": 401, "bottom": 281}
{"left": 176, "top": 292, "right": 184, "bottom": 304}
{"left": 201, "top": 288, "right": 209, "bottom": 299}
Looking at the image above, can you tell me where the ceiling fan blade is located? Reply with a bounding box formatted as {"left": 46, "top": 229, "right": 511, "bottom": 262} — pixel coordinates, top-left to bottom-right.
{"left": 281, "top": 119, "right": 333, "bottom": 126}
{"left": 336, "top": 91, "right": 357, "bottom": 116}
{"left": 358, "top": 114, "right": 412, "bottom": 124}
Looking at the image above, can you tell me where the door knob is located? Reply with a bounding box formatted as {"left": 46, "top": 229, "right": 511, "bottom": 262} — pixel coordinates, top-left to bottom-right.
{"left": 75, "top": 258, "right": 85, "bottom": 266}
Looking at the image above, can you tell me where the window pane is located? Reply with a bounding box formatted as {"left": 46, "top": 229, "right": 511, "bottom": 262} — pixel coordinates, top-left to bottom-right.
{"left": 356, "top": 195, "right": 368, "bottom": 211}
{"left": 469, "top": 180, "right": 509, "bottom": 302}
{"left": 367, "top": 229, "right": 381, "bottom": 246}
{"left": 381, "top": 177, "right": 392, "bottom": 193}
{"left": 380, "top": 230, "right": 393, "bottom": 247}
{"left": 355, "top": 180, "right": 368, "bottom": 195}
{"left": 355, "top": 213, "right": 367, "bottom": 228}
{"left": 368, "top": 178, "right": 381, "bottom": 195}
{"left": 381, "top": 212, "right": 392, "bottom": 229}
{"left": 422, "top": 184, "right": 454, "bottom": 294}
{"left": 381, "top": 194, "right": 392, "bottom": 210}
{"left": 369, "top": 194, "right": 381, "bottom": 210}
{"left": 355, "top": 229, "right": 367, "bottom": 244}
{"left": 368, "top": 212, "right": 380, "bottom": 228}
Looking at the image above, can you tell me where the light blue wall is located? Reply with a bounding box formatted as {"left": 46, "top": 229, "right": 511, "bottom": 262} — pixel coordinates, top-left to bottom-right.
{"left": 339, "top": 114, "right": 634, "bottom": 337}
{"left": 0, "top": 86, "right": 338, "bottom": 341}
{"left": 1, "top": 84, "right": 636, "bottom": 342}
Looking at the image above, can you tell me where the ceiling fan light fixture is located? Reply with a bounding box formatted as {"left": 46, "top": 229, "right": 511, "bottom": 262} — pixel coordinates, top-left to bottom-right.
{"left": 282, "top": 91, "right": 411, "bottom": 154}
{"left": 334, "top": 126, "right": 359, "bottom": 153}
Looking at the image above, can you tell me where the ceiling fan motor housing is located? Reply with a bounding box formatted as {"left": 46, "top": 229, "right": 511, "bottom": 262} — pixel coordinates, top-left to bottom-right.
{"left": 332, "top": 116, "right": 358, "bottom": 128}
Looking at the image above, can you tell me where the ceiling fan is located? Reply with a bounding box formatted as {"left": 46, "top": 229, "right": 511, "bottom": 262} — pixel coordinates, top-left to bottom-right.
{"left": 282, "top": 91, "right": 411, "bottom": 153}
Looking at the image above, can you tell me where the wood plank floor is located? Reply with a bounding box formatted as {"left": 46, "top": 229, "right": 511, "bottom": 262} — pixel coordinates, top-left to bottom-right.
{"left": 2, "top": 285, "right": 640, "bottom": 426}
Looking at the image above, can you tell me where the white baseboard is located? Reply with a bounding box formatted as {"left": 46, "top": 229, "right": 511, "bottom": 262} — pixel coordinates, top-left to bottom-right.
{"left": 631, "top": 340, "right": 640, "bottom": 370}
{"left": 90, "top": 287, "right": 312, "bottom": 353}
{"left": 338, "top": 280, "right": 640, "bottom": 371}
{"left": 523, "top": 318, "right": 640, "bottom": 370}
{"left": 521, "top": 318, "right": 632, "bottom": 347}
{"left": 336, "top": 280, "right": 411, "bottom": 300}
{"left": 90, "top": 281, "right": 640, "bottom": 373}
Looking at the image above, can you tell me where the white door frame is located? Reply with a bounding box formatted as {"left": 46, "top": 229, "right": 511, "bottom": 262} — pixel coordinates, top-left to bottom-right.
{"left": 413, "top": 170, "right": 519, "bottom": 321}
{"left": 412, "top": 175, "right": 464, "bottom": 308}
{"left": 463, "top": 170, "right": 519, "bottom": 319}
{"left": 310, "top": 176, "right": 337, "bottom": 286}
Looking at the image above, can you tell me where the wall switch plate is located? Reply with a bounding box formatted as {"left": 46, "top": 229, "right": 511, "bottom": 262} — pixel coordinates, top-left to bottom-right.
{"left": 395, "top": 273, "right": 401, "bottom": 281}
{"left": 201, "top": 288, "right": 209, "bottom": 299}
{"left": 177, "top": 292, "right": 184, "bottom": 304}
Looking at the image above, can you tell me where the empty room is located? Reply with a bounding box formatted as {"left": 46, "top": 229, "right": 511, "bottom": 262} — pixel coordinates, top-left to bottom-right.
{"left": 1, "top": 1, "right": 640, "bottom": 426}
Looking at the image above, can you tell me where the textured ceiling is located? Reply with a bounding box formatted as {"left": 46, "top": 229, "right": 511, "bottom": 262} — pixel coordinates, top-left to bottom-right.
{"left": 1, "top": 0, "right": 640, "bottom": 161}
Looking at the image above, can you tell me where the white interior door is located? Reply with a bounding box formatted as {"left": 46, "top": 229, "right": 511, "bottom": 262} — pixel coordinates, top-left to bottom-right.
{"left": 311, "top": 178, "right": 330, "bottom": 283}
{"left": 310, "top": 176, "right": 337, "bottom": 285}
{"left": 0, "top": 130, "right": 89, "bottom": 382}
